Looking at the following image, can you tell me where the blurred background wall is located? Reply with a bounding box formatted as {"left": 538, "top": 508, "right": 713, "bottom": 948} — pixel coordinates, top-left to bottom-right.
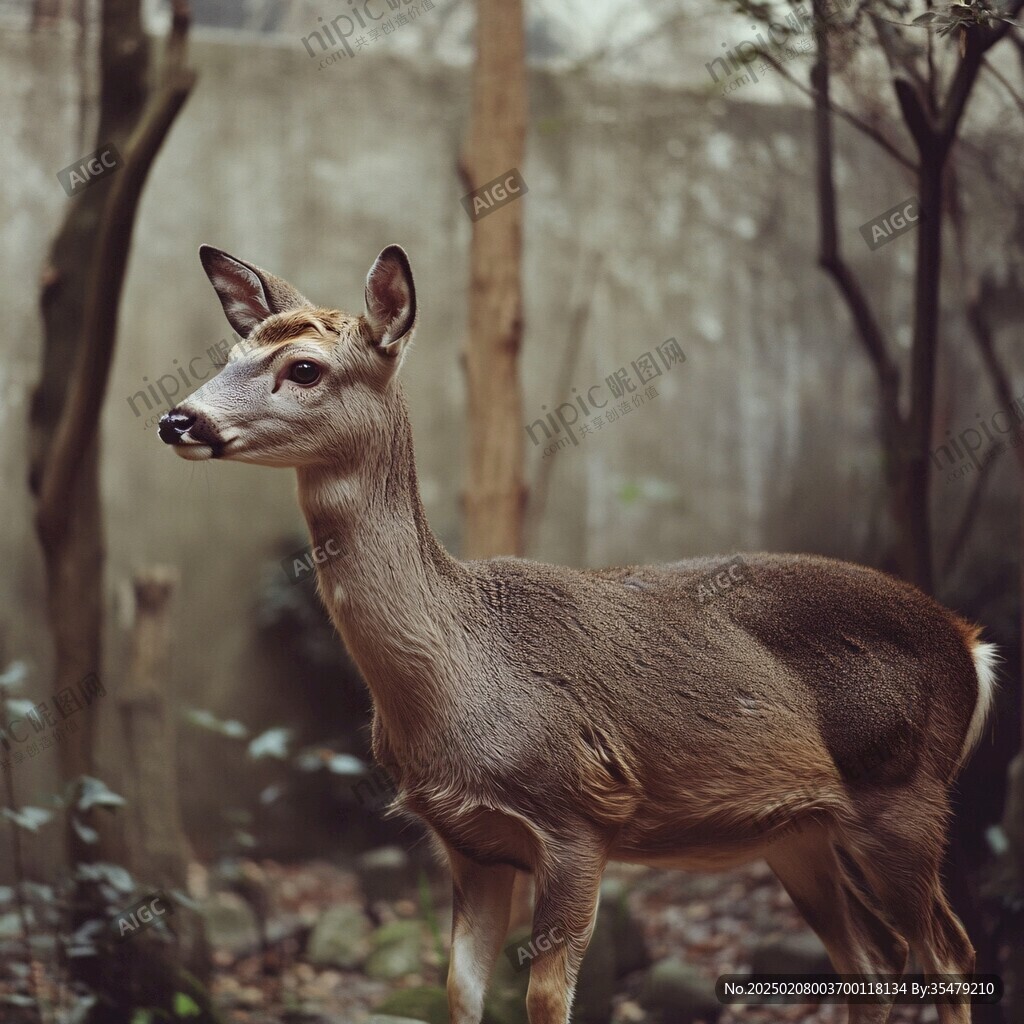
{"left": 1, "top": 18, "right": 1019, "bottom": 861}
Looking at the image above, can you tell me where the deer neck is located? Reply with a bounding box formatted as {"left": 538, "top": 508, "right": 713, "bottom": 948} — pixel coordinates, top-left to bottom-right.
{"left": 295, "top": 390, "right": 467, "bottom": 747}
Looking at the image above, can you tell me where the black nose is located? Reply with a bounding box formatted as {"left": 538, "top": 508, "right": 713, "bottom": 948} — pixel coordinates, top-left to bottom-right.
{"left": 158, "top": 410, "right": 196, "bottom": 445}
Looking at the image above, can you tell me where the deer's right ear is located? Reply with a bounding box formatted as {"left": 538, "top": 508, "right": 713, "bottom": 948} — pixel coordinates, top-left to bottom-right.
{"left": 364, "top": 245, "right": 417, "bottom": 353}
{"left": 199, "top": 245, "right": 310, "bottom": 338}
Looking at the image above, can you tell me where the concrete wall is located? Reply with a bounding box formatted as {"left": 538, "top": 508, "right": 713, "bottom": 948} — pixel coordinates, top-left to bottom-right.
{"left": 1, "top": 23, "right": 1020, "bottom": 859}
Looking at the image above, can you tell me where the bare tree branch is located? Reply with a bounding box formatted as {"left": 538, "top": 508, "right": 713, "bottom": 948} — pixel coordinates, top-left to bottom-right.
{"left": 980, "top": 51, "right": 1024, "bottom": 115}
{"left": 870, "top": 9, "right": 935, "bottom": 120}
{"left": 809, "top": 4, "right": 902, "bottom": 430}
{"left": 892, "top": 75, "right": 935, "bottom": 147}
{"left": 37, "top": 30, "right": 195, "bottom": 542}
{"left": 757, "top": 46, "right": 917, "bottom": 169}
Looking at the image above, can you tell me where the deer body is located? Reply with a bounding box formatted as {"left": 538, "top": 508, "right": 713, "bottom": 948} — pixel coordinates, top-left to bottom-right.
{"left": 161, "top": 245, "right": 996, "bottom": 1024}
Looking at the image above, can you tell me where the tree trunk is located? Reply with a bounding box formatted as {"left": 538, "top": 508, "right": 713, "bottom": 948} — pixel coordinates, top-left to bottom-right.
{"left": 30, "top": 0, "right": 197, "bottom": 1012}
{"left": 31, "top": 0, "right": 150, "bottom": 871}
{"left": 457, "top": 0, "right": 527, "bottom": 558}
{"left": 119, "top": 570, "right": 194, "bottom": 874}
{"left": 458, "top": 0, "right": 531, "bottom": 928}
{"left": 103, "top": 567, "right": 220, "bottom": 1021}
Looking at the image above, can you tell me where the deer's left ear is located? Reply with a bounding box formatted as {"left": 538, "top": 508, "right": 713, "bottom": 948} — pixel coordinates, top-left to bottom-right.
{"left": 364, "top": 245, "right": 417, "bottom": 353}
{"left": 199, "top": 245, "right": 311, "bottom": 338}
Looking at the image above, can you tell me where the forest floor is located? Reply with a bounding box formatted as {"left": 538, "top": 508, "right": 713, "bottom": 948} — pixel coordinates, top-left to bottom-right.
{"left": 197, "top": 857, "right": 946, "bottom": 1024}
{"left": 1, "top": 853, "right": 984, "bottom": 1022}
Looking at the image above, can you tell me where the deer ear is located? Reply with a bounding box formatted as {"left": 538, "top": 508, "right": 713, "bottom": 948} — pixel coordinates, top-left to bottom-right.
{"left": 199, "top": 245, "right": 311, "bottom": 338}
{"left": 364, "top": 245, "right": 416, "bottom": 352}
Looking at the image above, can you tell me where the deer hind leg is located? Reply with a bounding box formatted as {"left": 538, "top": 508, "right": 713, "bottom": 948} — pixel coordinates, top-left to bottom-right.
{"left": 445, "top": 848, "right": 517, "bottom": 1024}
{"left": 841, "top": 788, "right": 976, "bottom": 1024}
{"left": 766, "top": 823, "right": 908, "bottom": 1024}
{"left": 525, "top": 837, "right": 606, "bottom": 1024}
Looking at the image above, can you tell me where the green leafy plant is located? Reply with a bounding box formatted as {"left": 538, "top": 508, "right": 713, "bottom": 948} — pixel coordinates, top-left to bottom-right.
{"left": 913, "top": 0, "right": 1020, "bottom": 35}
{"left": 182, "top": 706, "right": 370, "bottom": 853}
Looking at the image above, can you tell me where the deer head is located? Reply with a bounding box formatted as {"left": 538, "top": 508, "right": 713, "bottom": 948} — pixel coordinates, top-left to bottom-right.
{"left": 158, "top": 245, "right": 417, "bottom": 469}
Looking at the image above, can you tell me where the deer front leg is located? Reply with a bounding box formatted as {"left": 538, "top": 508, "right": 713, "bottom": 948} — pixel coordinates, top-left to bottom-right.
{"left": 446, "top": 847, "right": 517, "bottom": 1024}
{"left": 526, "top": 840, "right": 606, "bottom": 1024}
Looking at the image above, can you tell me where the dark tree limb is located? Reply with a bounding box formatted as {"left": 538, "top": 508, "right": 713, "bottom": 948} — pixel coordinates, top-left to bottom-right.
{"left": 939, "top": 2, "right": 1024, "bottom": 147}
{"left": 30, "top": 1, "right": 200, "bottom": 1017}
{"left": 37, "top": 27, "right": 195, "bottom": 544}
{"left": 870, "top": 11, "right": 936, "bottom": 128}
{"left": 810, "top": 0, "right": 904, "bottom": 486}
{"left": 756, "top": 46, "right": 917, "bottom": 170}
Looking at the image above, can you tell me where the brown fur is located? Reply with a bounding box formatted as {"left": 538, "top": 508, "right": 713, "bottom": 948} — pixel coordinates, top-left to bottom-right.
{"left": 249, "top": 308, "right": 351, "bottom": 347}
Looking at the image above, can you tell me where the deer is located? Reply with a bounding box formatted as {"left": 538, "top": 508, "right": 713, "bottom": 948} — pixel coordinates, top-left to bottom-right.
{"left": 159, "top": 243, "right": 997, "bottom": 1024}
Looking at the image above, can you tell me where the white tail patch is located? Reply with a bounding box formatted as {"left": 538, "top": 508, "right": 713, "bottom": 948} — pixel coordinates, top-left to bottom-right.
{"left": 960, "top": 639, "right": 999, "bottom": 765}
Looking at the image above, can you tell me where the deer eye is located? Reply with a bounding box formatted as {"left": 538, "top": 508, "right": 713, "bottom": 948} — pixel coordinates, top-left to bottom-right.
{"left": 287, "top": 361, "right": 321, "bottom": 386}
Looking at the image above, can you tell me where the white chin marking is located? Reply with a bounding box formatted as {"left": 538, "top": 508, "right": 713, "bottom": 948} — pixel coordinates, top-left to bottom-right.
{"left": 174, "top": 444, "right": 214, "bottom": 461}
